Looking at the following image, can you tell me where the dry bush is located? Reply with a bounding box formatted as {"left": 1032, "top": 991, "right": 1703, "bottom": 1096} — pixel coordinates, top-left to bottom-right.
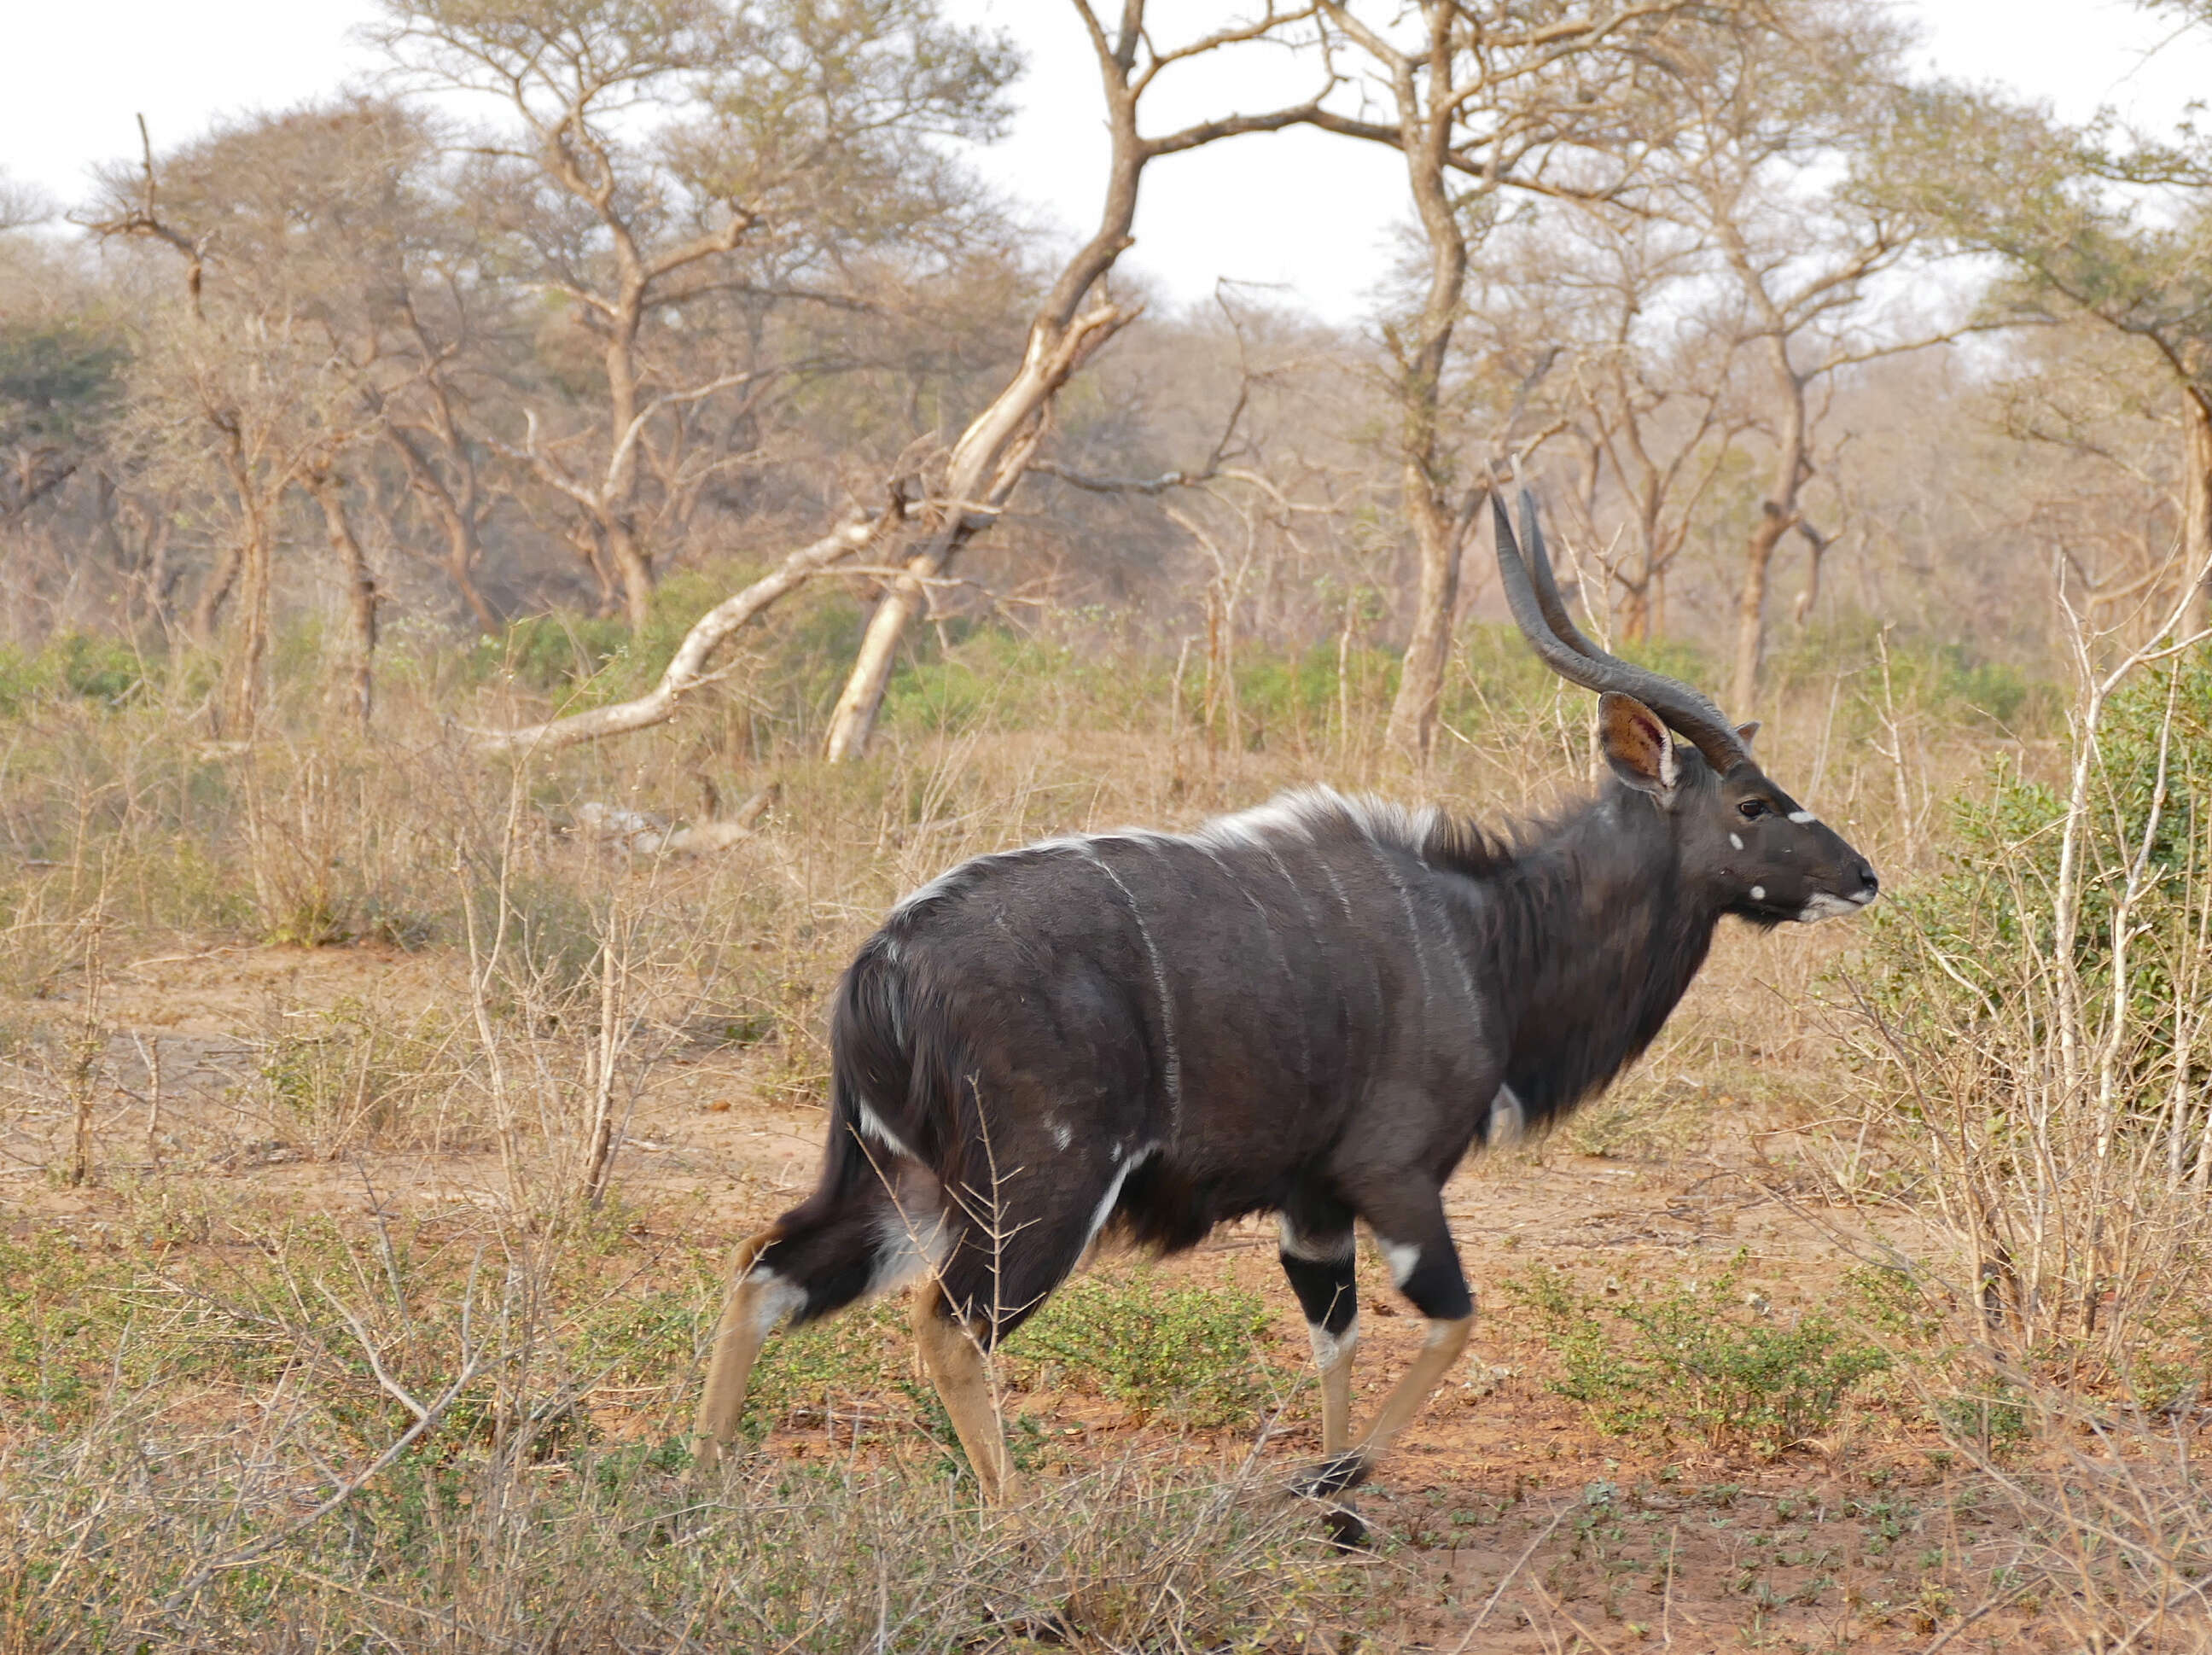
{"left": 0, "top": 1194, "right": 1359, "bottom": 1653}
{"left": 1846, "top": 634, "right": 2212, "bottom": 1385}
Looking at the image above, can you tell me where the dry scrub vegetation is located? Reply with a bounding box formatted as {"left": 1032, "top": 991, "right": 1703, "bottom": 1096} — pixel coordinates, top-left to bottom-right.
{"left": 10, "top": 0, "right": 2212, "bottom": 1644}
{"left": 0, "top": 603, "right": 2204, "bottom": 1652}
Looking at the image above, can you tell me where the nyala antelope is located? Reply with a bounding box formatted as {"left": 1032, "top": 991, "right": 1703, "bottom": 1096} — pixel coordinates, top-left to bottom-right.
{"left": 693, "top": 488, "right": 1879, "bottom": 1517}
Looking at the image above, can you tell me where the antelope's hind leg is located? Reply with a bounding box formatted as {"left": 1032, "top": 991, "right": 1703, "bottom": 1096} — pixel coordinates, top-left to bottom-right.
{"left": 911, "top": 1277, "right": 1017, "bottom": 1505}
{"left": 693, "top": 1179, "right": 945, "bottom": 1476}
{"left": 692, "top": 1231, "right": 797, "bottom": 1474}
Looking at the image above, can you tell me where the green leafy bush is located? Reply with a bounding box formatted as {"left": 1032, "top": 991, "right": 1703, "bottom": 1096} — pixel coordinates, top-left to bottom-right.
{"left": 1866, "top": 647, "right": 2212, "bottom": 1118}
{"left": 1509, "top": 1262, "right": 1889, "bottom": 1456}
{"left": 1008, "top": 1267, "right": 1293, "bottom": 1431}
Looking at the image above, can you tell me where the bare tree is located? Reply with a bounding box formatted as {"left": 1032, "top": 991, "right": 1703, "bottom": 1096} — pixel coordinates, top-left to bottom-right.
{"left": 89, "top": 105, "right": 420, "bottom": 728}
{"left": 1305, "top": 0, "right": 1722, "bottom": 760}
{"left": 817, "top": 0, "right": 1338, "bottom": 762}
{"left": 1507, "top": 213, "right": 1751, "bottom": 640}
{"left": 1633, "top": 4, "right": 1967, "bottom": 709}
{"left": 374, "top": 0, "right": 1017, "bottom": 630}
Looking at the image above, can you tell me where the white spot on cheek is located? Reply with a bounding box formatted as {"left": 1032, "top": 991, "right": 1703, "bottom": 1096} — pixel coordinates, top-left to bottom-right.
{"left": 1051, "top": 1121, "right": 1072, "bottom": 1152}
{"left": 1750, "top": 886, "right": 1766, "bottom": 901}
{"left": 1729, "top": 833, "right": 1743, "bottom": 851}
{"left": 1382, "top": 1241, "right": 1422, "bottom": 1288}
{"left": 1789, "top": 811, "right": 1818, "bottom": 825}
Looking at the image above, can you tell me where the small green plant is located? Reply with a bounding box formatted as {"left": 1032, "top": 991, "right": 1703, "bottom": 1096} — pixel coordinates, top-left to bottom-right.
{"left": 1931, "top": 1384, "right": 2029, "bottom": 1455}
{"left": 1008, "top": 1267, "right": 1295, "bottom": 1431}
{"left": 1508, "top": 1261, "right": 1890, "bottom": 1456}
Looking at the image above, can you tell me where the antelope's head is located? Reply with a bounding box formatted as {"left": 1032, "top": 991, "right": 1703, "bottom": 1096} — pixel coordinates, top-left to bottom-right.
{"left": 1493, "top": 487, "right": 1879, "bottom": 927}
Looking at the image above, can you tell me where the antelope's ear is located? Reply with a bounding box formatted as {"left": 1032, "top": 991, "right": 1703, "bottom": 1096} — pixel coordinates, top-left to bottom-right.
{"left": 1736, "top": 720, "right": 1761, "bottom": 750}
{"left": 1598, "top": 692, "right": 1679, "bottom": 798}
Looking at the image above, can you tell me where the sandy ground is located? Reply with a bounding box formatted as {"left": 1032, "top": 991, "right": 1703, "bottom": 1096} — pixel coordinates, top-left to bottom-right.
{"left": 0, "top": 939, "right": 2065, "bottom": 1652}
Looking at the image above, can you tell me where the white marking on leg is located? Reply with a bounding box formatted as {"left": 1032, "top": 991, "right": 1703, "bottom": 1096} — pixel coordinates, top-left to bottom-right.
{"left": 1077, "top": 843, "right": 1182, "bottom": 1121}
{"left": 1788, "top": 810, "right": 1818, "bottom": 825}
{"left": 1309, "top": 1314, "right": 1359, "bottom": 1371}
{"left": 1750, "top": 885, "right": 1766, "bottom": 901}
{"left": 1382, "top": 1241, "right": 1423, "bottom": 1289}
{"left": 1279, "top": 1213, "right": 1355, "bottom": 1262}
{"left": 745, "top": 1270, "right": 806, "bottom": 1340}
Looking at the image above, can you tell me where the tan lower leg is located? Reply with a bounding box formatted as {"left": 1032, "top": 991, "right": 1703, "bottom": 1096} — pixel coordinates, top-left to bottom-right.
{"left": 1352, "top": 1314, "right": 1473, "bottom": 1457}
{"left": 913, "top": 1281, "right": 1016, "bottom": 1504}
{"left": 691, "top": 1233, "right": 783, "bottom": 1474}
{"left": 1315, "top": 1325, "right": 1359, "bottom": 1455}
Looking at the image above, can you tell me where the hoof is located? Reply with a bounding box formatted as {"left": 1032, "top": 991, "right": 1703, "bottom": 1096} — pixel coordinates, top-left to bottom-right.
{"left": 1317, "top": 1502, "right": 1370, "bottom": 1551}
{"left": 1289, "top": 1449, "right": 1371, "bottom": 1501}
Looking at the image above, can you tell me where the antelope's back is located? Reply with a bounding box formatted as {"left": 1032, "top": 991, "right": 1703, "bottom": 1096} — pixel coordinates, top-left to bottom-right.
{"left": 856, "top": 790, "right": 1501, "bottom": 1189}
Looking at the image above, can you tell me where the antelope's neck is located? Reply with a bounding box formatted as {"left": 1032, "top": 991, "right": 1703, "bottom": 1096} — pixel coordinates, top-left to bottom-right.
{"left": 1480, "top": 799, "right": 1720, "bottom": 1122}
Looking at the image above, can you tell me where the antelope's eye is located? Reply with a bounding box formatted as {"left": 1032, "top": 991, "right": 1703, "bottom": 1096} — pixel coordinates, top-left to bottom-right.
{"left": 1738, "top": 799, "right": 1771, "bottom": 822}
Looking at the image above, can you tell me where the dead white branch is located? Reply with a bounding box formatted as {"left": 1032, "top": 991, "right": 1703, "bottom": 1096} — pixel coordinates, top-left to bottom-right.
{"left": 474, "top": 508, "right": 896, "bottom": 755}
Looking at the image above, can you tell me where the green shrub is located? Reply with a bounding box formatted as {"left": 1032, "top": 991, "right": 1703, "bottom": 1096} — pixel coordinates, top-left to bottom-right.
{"left": 1867, "top": 646, "right": 2212, "bottom": 1114}
{"left": 1509, "top": 1261, "right": 1890, "bottom": 1455}
{"left": 1007, "top": 1267, "right": 1293, "bottom": 1431}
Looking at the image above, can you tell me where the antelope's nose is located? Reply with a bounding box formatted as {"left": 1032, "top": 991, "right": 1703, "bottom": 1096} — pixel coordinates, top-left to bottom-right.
{"left": 1854, "top": 863, "right": 1880, "bottom": 900}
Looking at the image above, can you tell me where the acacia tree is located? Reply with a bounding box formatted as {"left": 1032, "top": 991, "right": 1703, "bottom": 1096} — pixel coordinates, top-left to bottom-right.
{"left": 1303, "top": 0, "right": 1726, "bottom": 760}
{"left": 1875, "top": 74, "right": 2212, "bottom": 634}
{"left": 374, "top": 0, "right": 1017, "bottom": 631}
{"left": 1522, "top": 213, "right": 1749, "bottom": 641}
{"left": 91, "top": 106, "right": 417, "bottom": 730}
{"left": 816, "top": 0, "right": 1342, "bottom": 762}
{"left": 1627, "top": 5, "right": 1965, "bottom": 710}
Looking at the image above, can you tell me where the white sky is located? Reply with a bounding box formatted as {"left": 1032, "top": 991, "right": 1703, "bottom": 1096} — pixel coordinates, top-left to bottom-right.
{"left": 6, "top": 2, "right": 2210, "bottom": 322}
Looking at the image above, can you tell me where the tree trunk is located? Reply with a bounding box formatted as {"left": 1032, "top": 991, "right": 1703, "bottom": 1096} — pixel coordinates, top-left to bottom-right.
{"left": 226, "top": 509, "right": 272, "bottom": 737}
{"left": 608, "top": 516, "right": 655, "bottom": 632}
{"left": 1731, "top": 506, "right": 1790, "bottom": 713}
{"left": 2185, "top": 387, "right": 2212, "bottom": 638}
{"left": 1380, "top": 6, "right": 1471, "bottom": 762}
{"left": 1731, "top": 336, "right": 1807, "bottom": 714}
{"left": 821, "top": 75, "right": 1146, "bottom": 767}
{"left": 821, "top": 308, "right": 1123, "bottom": 760}
{"left": 311, "top": 475, "right": 378, "bottom": 730}
{"left": 191, "top": 539, "right": 242, "bottom": 644}
{"left": 604, "top": 283, "right": 655, "bottom": 632}
{"left": 1388, "top": 489, "right": 1463, "bottom": 756}
{"left": 387, "top": 427, "right": 501, "bottom": 635}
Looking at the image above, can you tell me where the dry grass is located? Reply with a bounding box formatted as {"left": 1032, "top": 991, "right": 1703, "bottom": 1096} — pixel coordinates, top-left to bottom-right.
{"left": 8, "top": 611, "right": 2212, "bottom": 1649}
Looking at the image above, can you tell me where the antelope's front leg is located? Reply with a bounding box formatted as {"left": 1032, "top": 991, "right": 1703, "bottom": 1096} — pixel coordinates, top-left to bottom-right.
{"left": 1296, "top": 1198, "right": 1474, "bottom": 1499}
{"left": 1278, "top": 1212, "right": 1359, "bottom": 1454}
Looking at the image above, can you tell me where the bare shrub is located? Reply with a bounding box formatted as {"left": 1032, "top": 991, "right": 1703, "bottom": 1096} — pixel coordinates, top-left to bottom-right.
{"left": 1851, "top": 607, "right": 2212, "bottom": 1379}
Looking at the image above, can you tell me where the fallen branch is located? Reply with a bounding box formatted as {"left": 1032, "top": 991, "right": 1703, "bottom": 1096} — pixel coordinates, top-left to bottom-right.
{"left": 474, "top": 508, "right": 897, "bottom": 755}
